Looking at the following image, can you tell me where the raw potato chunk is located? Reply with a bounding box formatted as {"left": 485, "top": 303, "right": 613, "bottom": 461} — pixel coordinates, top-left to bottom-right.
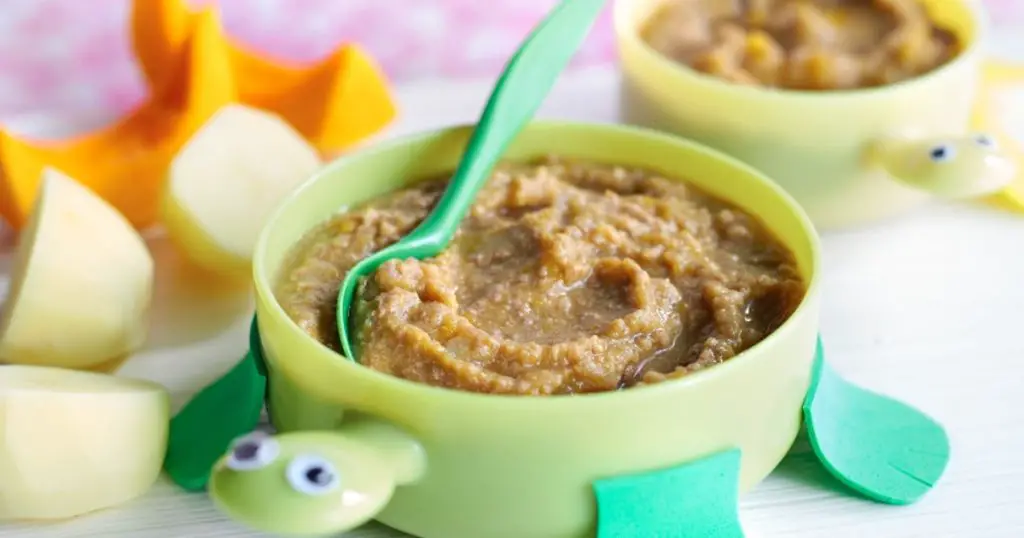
{"left": 0, "top": 366, "right": 169, "bottom": 520}
{"left": 0, "top": 169, "right": 154, "bottom": 370}
{"left": 162, "top": 104, "right": 323, "bottom": 276}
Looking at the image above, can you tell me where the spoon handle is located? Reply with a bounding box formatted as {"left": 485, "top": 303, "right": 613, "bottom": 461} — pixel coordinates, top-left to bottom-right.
{"left": 415, "top": 0, "right": 608, "bottom": 240}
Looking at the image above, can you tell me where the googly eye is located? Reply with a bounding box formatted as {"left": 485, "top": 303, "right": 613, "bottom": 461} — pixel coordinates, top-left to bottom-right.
{"left": 286, "top": 454, "right": 340, "bottom": 496}
{"left": 975, "top": 134, "right": 998, "bottom": 149}
{"left": 225, "top": 432, "right": 280, "bottom": 471}
{"left": 929, "top": 144, "right": 956, "bottom": 163}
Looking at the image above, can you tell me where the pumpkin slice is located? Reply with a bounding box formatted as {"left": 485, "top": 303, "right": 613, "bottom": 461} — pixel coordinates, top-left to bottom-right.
{"left": 131, "top": 0, "right": 397, "bottom": 154}
{"left": 0, "top": 8, "right": 233, "bottom": 230}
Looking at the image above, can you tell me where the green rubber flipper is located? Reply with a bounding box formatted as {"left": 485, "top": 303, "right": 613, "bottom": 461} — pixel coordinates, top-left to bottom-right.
{"left": 803, "top": 337, "right": 950, "bottom": 505}
{"left": 594, "top": 449, "right": 744, "bottom": 538}
{"left": 249, "top": 316, "right": 267, "bottom": 376}
{"left": 164, "top": 350, "right": 267, "bottom": 491}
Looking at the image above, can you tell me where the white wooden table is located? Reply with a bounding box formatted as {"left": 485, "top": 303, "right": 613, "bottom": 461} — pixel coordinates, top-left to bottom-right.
{"left": 3, "top": 66, "right": 1024, "bottom": 537}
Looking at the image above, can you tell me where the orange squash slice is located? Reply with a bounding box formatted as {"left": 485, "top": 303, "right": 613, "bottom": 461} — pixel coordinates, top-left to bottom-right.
{"left": 0, "top": 0, "right": 395, "bottom": 230}
{"left": 133, "top": 0, "right": 397, "bottom": 154}
{"left": 0, "top": 10, "right": 233, "bottom": 230}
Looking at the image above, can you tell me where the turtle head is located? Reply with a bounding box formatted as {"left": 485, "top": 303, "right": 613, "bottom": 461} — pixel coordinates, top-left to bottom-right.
{"left": 209, "top": 430, "right": 398, "bottom": 537}
{"left": 875, "top": 133, "right": 1017, "bottom": 198}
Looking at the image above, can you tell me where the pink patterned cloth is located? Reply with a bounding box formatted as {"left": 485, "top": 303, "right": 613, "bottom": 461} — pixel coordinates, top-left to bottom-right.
{"left": 0, "top": 0, "right": 1017, "bottom": 135}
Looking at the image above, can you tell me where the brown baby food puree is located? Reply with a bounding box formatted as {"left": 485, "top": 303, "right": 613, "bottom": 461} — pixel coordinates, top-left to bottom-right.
{"left": 642, "top": 0, "right": 961, "bottom": 90}
{"left": 276, "top": 157, "right": 805, "bottom": 395}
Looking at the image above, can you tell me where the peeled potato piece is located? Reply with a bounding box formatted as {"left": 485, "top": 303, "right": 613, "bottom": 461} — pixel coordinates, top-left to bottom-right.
{"left": 0, "top": 168, "right": 154, "bottom": 370}
{"left": 162, "top": 104, "right": 323, "bottom": 277}
{"left": 0, "top": 366, "right": 169, "bottom": 520}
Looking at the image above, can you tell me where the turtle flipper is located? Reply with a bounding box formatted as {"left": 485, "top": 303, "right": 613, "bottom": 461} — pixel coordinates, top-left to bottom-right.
{"left": 164, "top": 317, "right": 269, "bottom": 492}
{"left": 593, "top": 449, "right": 744, "bottom": 538}
{"left": 803, "top": 337, "right": 950, "bottom": 505}
{"left": 164, "top": 350, "right": 266, "bottom": 491}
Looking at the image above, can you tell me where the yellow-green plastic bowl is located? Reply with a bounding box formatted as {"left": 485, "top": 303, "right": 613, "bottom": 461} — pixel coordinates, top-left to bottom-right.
{"left": 252, "top": 122, "right": 822, "bottom": 538}
{"left": 615, "top": 0, "right": 1018, "bottom": 230}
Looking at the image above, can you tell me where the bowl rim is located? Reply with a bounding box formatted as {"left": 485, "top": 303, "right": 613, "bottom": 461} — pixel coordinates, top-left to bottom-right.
{"left": 252, "top": 120, "right": 823, "bottom": 409}
{"left": 612, "top": 0, "right": 989, "bottom": 102}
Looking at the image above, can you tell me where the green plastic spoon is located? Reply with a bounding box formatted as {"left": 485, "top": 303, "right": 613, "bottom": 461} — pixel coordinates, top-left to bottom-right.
{"left": 335, "top": 0, "right": 609, "bottom": 361}
{"left": 803, "top": 337, "right": 950, "bottom": 505}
